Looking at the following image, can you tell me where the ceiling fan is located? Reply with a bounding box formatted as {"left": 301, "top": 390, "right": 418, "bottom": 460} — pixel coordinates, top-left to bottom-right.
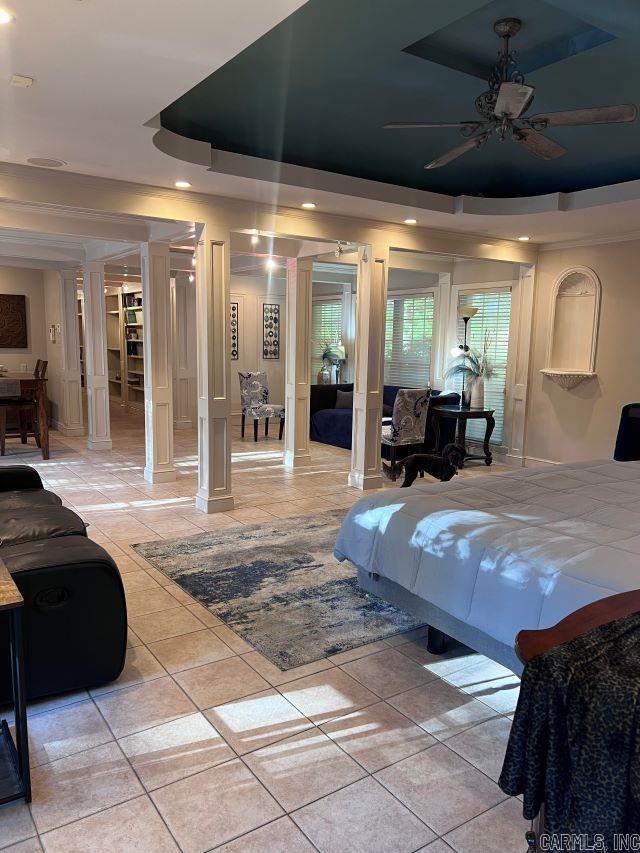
{"left": 385, "top": 17, "right": 637, "bottom": 170}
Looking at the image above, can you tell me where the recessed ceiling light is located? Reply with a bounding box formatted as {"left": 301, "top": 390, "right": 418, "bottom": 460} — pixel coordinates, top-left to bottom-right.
{"left": 0, "top": 9, "right": 14, "bottom": 24}
{"left": 189, "top": 274, "right": 195, "bottom": 283}
{"left": 265, "top": 258, "right": 278, "bottom": 271}
{"left": 191, "top": 256, "right": 196, "bottom": 267}
{"left": 301, "top": 202, "right": 317, "bottom": 209}
{"left": 517, "top": 235, "right": 531, "bottom": 241}
{"left": 250, "top": 234, "right": 260, "bottom": 246}
{"left": 404, "top": 218, "right": 417, "bottom": 225}
{"left": 27, "top": 157, "right": 66, "bottom": 168}
{"left": 175, "top": 180, "right": 191, "bottom": 189}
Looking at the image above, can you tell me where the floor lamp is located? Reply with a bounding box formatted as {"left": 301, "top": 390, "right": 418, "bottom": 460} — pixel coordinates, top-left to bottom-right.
{"left": 457, "top": 305, "right": 478, "bottom": 409}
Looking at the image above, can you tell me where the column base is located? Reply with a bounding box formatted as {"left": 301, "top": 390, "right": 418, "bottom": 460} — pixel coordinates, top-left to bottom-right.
{"left": 87, "top": 438, "right": 112, "bottom": 451}
{"left": 143, "top": 467, "right": 177, "bottom": 484}
{"left": 348, "top": 471, "right": 383, "bottom": 490}
{"left": 195, "top": 492, "right": 235, "bottom": 514}
{"left": 283, "top": 450, "right": 313, "bottom": 469}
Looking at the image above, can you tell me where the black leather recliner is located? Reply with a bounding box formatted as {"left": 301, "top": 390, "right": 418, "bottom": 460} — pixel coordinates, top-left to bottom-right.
{"left": 0, "top": 465, "right": 127, "bottom": 702}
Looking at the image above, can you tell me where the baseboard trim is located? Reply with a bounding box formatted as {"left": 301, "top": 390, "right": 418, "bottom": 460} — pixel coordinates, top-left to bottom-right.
{"left": 52, "top": 420, "right": 85, "bottom": 437}
{"left": 523, "top": 455, "right": 561, "bottom": 468}
{"left": 87, "top": 438, "right": 113, "bottom": 451}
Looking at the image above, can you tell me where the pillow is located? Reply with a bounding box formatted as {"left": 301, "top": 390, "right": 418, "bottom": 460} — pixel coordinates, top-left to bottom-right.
{"left": 335, "top": 390, "right": 353, "bottom": 409}
{"left": 382, "top": 404, "right": 394, "bottom": 417}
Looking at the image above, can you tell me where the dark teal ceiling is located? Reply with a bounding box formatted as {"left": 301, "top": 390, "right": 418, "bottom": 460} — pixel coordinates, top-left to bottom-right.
{"left": 160, "top": 0, "right": 640, "bottom": 198}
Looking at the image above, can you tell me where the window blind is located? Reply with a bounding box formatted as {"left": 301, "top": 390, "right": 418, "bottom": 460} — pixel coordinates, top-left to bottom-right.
{"left": 455, "top": 288, "right": 512, "bottom": 445}
{"left": 384, "top": 294, "right": 434, "bottom": 388}
{"left": 311, "top": 300, "right": 343, "bottom": 377}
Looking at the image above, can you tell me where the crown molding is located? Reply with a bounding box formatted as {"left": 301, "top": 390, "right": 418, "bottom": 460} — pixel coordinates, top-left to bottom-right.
{"left": 539, "top": 229, "right": 640, "bottom": 251}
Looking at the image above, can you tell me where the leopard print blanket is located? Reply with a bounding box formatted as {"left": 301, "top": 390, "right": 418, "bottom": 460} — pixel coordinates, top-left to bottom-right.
{"left": 499, "top": 612, "right": 640, "bottom": 847}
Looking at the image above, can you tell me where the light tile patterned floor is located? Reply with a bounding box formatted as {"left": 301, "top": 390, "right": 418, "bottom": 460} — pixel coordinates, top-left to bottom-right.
{"left": 0, "top": 410, "right": 528, "bottom": 852}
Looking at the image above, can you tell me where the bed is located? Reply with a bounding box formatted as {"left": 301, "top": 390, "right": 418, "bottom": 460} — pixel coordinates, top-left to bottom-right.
{"left": 334, "top": 459, "right": 640, "bottom": 674}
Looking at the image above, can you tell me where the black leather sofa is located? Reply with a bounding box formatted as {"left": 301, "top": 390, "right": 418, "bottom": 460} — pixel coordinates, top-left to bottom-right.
{"left": 0, "top": 466, "right": 127, "bottom": 702}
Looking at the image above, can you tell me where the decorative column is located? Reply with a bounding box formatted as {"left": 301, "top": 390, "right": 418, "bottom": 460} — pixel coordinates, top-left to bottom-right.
{"left": 349, "top": 245, "right": 388, "bottom": 490}
{"left": 171, "top": 273, "right": 197, "bottom": 430}
{"left": 141, "top": 242, "right": 176, "bottom": 483}
{"left": 82, "top": 262, "right": 112, "bottom": 450}
{"left": 58, "top": 268, "right": 84, "bottom": 435}
{"left": 195, "top": 227, "right": 234, "bottom": 513}
{"left": 284, "top": 257, "right": 313, "bottom": 469}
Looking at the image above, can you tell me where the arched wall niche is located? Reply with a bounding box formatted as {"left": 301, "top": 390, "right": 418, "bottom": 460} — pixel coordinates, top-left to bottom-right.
{"left": 541, "top": 266, "right": 601, "bottom": 390}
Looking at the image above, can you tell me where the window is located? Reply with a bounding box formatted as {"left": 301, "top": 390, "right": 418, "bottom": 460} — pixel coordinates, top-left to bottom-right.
{"left": 455, "top": 288, "right": 512, "bottom": 445}
{"left": 384, "top": 294, "right": 435, "bottom": 388}
{"left": 311, "top": 299, "right": 342, "bottom": 377}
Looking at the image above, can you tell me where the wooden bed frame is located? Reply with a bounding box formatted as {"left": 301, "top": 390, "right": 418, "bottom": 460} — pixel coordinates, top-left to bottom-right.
{"left": 514, "top": 589, "right": 640, "bottom": 850}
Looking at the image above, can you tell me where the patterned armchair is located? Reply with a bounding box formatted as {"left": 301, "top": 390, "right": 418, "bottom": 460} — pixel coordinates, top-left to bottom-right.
{"left": 381, "top": 388, "right": 430, "bottom": 465}
{"left": 238, "top": 371, "right": 285, "bottom": 442}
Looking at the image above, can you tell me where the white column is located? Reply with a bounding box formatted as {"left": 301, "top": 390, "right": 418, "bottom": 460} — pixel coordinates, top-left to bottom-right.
{"left": 58, "top": 268, "right": 84, "bottom": 435}
{"left": 195, "top": 228, "right": 234, "bottom": 513}
{"left": 284, "top": 257, "right": 313, "bottom": 469}
{"left": 433, "top": 272, "right": 452, "bottom": 389}
{"left": 141, "top": 242, "right": 176, "bottom": 483}
{"left": 349, "top": 246, "right": 388, "bottom": 490}
{"left": 171, "top": 273, "right": 197, "bottom": 430}
{"left": 83, "top": 262, "right": 112, "bottom": 450}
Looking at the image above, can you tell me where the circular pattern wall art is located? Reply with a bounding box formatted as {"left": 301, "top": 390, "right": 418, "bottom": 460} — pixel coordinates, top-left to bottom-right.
{"left": 262, "top": 303, "right": 280, "bottom": 359}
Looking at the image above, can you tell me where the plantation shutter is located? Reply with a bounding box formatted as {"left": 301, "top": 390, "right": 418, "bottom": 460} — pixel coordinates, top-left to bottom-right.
{"left": 384, "top": 294, "right": 435, "bottom": 388}
{"left": 311, "top": 300, "right": 343, "bottom": 377}
{"left": 456, "top": 288, "right": 512, "bottom": 445}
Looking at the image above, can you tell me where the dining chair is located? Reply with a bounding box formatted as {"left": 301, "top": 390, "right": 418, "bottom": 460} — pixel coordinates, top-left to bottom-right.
{"left": 238, "top": 371, "right": 285, "bottom": 441}
{"left": 380, "top": 388, "right": 431, "bottom": 466}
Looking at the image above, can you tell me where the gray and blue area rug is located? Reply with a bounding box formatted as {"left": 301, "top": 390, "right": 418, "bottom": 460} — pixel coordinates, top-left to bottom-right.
{"left": 133, "top": 511, "right": 423, "bottom": 670}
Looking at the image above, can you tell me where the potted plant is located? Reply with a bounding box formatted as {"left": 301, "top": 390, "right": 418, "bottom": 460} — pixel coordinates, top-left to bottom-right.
{"left": 444, "top": 331, "right": 494, "bottom": 407}
{"left": 317, "top": 340, "right": 346, "bottom": 384}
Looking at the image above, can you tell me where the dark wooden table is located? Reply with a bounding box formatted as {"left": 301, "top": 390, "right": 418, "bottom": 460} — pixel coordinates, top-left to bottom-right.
{"left": 1, "top": 373, "right": 49, "bottom": 460}
{"left": 0, "top": 558, "right": 31, "bottom": 805}
{"left": 431, "top": 405, "right": 496, "bottom": 467}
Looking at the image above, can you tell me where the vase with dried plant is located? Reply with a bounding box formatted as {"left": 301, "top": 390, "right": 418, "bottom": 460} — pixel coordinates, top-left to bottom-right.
{"left": 444, "top": 331, "right": 495, "bottom": 408}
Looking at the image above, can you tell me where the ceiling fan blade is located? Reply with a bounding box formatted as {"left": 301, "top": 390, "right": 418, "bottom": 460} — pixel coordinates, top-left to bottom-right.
{"left": 384, "top": 121, "right": 482, "bottom": 130}
{"left": 494, "top": 82, "right": 535, "bottom": 118}
{"left": 529, "top": 104, "right": 637, "bottom": 127}
{"left": 425, "top": 133, "right": 488, "bottom": 169}
{"left": 515, "top": 128, "right": 567, "bottom": 160}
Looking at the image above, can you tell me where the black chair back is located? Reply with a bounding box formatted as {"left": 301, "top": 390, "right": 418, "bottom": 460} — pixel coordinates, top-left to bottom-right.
{"left": 614, "top": 403, "right": 640, "bottom": 461}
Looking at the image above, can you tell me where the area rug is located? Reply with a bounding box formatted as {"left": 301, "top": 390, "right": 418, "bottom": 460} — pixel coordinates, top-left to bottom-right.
{"left": 132, "top": 511, "right": 423, "bottom": 669}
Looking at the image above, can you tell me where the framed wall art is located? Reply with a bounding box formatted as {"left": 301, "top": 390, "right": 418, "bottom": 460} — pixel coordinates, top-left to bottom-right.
{"left": 262, "top": 303, "right": 280, "bottom": 359}
{"left": 230, "top": 301, "right": 239, "bottom": 360}
{"left": 0, "top": 295, "right": 28, "bottom": 348}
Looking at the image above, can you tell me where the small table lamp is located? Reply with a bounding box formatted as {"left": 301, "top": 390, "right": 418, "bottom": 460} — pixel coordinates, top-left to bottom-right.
{"left": 456, "top": 305, "right": 479, "bottom": 408}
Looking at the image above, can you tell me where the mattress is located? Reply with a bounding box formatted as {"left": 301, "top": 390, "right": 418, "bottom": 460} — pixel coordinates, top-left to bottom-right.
{"left": 334, "top": 460, "right": 640, "bottom": 649}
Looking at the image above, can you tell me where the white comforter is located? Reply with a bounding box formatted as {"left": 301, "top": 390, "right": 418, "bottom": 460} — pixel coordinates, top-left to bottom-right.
{"left": 334, "top": 460, "right": 640, "bottom": 649}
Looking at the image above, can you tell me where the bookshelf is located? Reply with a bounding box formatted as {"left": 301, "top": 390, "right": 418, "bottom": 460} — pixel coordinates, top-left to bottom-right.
{"left": 105, "top": 289, "right": 123, "bottom": 402}
{"left": 122, "top": 288, "right": 144, "bottom": 411}
{"left": 77, "top": 292, "right": 85, "bottom": 388}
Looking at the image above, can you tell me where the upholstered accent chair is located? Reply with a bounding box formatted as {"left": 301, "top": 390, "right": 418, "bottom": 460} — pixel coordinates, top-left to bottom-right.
{"left": 238, "top": 371, "right": 285, "bottom": 442}
{"left": 381, "top": 388, "right": 431, "bottom": 465}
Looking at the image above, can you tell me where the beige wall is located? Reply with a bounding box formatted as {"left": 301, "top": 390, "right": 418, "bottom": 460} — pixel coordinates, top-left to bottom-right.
{"left": 0, "top": 266, "right": 47, "bottom": 371}
{"left": 525, "top": 240, "right": 640, "bottom": 463}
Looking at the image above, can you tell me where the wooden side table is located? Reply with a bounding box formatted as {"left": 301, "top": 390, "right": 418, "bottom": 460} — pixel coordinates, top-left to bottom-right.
{"left": 0, "top": 558, "right": 31, "bottom": 804}
{"left": 430, "top": 405, "right": 496, "bottom": 467}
